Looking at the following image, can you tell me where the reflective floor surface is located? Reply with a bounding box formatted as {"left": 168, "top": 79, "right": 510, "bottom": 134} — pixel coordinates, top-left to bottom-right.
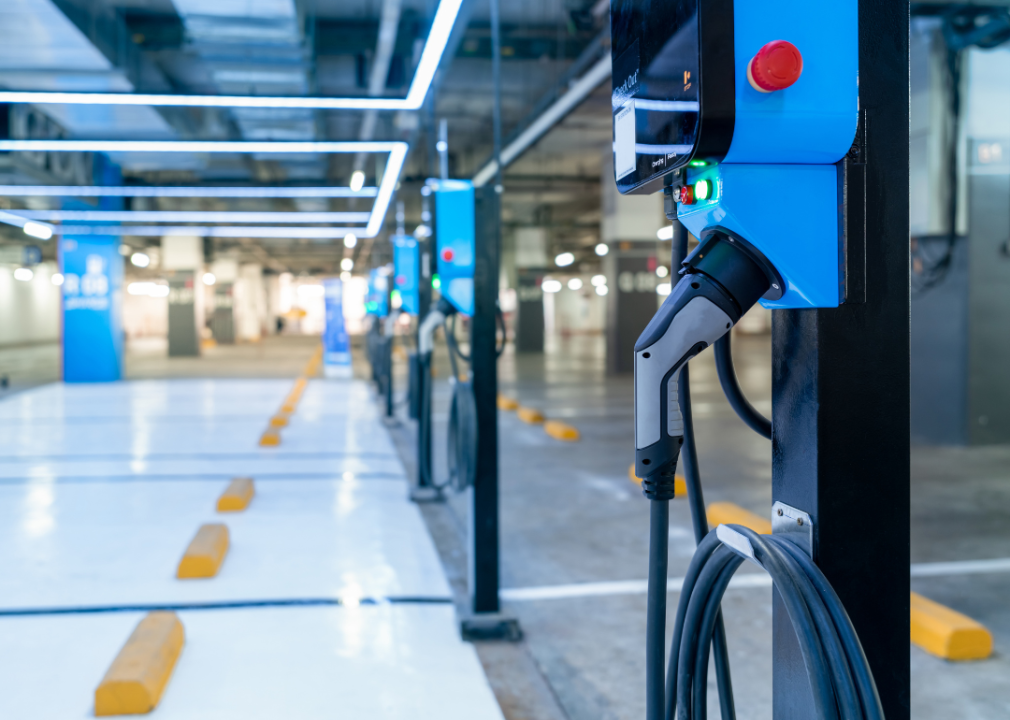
{"left": 396, "top": 332, "right": 1010, "bottom": 720}
{"left": 0, "top": 378, "right": 503, "bottom": 720}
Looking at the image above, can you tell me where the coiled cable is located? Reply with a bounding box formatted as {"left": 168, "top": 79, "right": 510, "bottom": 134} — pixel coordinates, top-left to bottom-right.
{"left": 667, "top": 526, "right": 883, "bottom": 720}
{"left": 443, "top": 316, "right": 478, "bottom": 492}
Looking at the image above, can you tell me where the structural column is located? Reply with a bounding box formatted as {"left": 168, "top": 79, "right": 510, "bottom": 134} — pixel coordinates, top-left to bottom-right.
{"left": 161, "top": 236, "right": 203, "bottom": 357}
{"left": 513, "top": 228, "right": 547, "bottom": 353}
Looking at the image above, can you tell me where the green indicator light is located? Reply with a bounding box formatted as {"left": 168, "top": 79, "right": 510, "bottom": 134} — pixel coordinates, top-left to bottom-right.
{"left": 391, "top": 289, "right": 401, "bottom": 303}
{"left": 689, "top": 160, "right": 709, "bottom": 167}
{"left": 694, "top": 179, "right": 712, "bottom": 201}
{"left": 432, "top": 274, "right": 441, "bottom": 290}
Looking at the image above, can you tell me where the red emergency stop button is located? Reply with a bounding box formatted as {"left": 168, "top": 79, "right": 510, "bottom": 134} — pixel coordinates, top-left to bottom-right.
{"left": 441, "top": 248, "right": 455, "bottom": 262}
{"left": 747, "top": 40, "right": 803, "bottom": 93}
{"left": 678, "top": 185, "right": 695, "bottom": 205}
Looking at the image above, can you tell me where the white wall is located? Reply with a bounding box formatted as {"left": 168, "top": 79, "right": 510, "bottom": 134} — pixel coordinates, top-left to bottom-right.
{"left": 122, "top": 293, "right": 168, "bottom": 338}
{"left": 546, "top": 274, "right": 606, "bottom": 335}
{"left": 0, "top": 262, "right": 61, "bottom": 346}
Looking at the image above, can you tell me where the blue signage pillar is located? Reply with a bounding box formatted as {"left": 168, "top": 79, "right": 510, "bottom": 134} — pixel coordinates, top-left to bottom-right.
{"left": 60, "top": 236, "right": 124, "bottom": 382}
{"left": 323, "top": 278, "right": 352, "bottom": 379}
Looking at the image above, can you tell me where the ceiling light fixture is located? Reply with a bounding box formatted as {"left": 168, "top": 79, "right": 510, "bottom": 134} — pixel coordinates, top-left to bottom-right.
{"left": 595, "top": 243, "right": 609, "bottom": 256}
{"left": 0, "top": 210, "right": 55, "bottom": 240}
{"left": 0, "top": 0, "right": 464, "bottom": 111}
{"left": 18, "top": 210, "right": 373, "bottom": 224}
{"left": 48, "top": 226, "right": 378, "bottom": 239}
{"left": 0, "top": 186, "right": 378, "bottom": 198}
{"left": 555, "top": 252, "right": 575, "bottom": 267}
{"left": 0, "top": 141, "right": 409, "bottom": 239}
{"left": 350, "top": 171, "right": 366, "bottom": 193}
{"left": 344, "top": 233, "right": 358, "bottom": 248}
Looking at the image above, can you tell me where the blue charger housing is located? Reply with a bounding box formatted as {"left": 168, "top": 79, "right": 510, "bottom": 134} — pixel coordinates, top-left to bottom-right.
{"left": 393, "top": 235, "right": 420, "bottom": 315}
{"left": 365, "top": 268, "right": 390, "bottom": 317}
{"left": 612, "top": 0, "right": 857, "bottom": 309}
{"left": 433, "top": 179, "right": 476, "bottom": 316}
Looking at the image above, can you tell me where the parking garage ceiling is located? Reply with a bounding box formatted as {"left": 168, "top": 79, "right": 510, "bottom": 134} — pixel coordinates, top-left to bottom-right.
{"left": 0, "top": 0, "right": 612, "bottom": 275}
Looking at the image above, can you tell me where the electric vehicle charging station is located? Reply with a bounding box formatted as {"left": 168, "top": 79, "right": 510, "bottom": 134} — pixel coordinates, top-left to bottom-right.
{"left": 393, "top": 235, "right": 421, "bottom": 317}
{"left": 414, "top": 179, "right": 479, "bottom": 500}
{"left": 394, "top": 234, "right": 422, "bottom": 420}
{"left": 365, "top": 268, "right": 394, "bottom": 417}
{"left": 613, "top": 1, "right": 910, "bottom": 718}
{"left": 412, "top": 178, "right": 517, "bottom": 638}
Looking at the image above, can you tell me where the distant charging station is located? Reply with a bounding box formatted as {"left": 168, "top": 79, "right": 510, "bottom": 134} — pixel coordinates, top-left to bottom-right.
{"left": 322, "top": 278, "right": 352, "bottom": 379}
{"left": 432, "top": 179, "right": 476, "bottom": 316}
{"left": 365, "top": 269, "right": 390, "bottom": 317}
{"left": 393, "top": 235, "right": 420, "bottom": 315}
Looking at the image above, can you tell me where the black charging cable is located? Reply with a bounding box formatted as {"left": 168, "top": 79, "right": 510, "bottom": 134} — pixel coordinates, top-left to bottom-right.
{"left": 653, "top": 210, "right": 881, "bottom": 719}
{"left": 443, "top": 315, "right": 479, "bottom": 492}
{"left": 713, "top": 333, "right": 771, "bottom": 439}
{"left": 667, "top": 526, "right": 884, "bottom": 720}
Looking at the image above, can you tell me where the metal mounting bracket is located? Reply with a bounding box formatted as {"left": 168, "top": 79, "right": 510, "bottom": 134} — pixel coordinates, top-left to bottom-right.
{"left": 772, "top": 501, "right": 814, "bottom": 557}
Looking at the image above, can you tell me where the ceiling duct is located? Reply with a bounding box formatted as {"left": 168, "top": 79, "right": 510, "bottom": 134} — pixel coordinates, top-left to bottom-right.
{"left": 0, "top": 0, "right": 175, "bottom": 141}
{"left": 172, "top": 0, "right": 317, "bottom": 147}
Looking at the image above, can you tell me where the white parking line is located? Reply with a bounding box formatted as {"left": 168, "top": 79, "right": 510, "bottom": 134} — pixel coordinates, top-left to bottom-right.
{"left": 502, "top": 557, "right": 1010, "bottom": 602}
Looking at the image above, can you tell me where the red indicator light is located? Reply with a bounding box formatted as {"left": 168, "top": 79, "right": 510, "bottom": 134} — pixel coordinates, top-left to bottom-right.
{"left": 396, "top": 275, "right": 406, "bottom": 286}
{"left": 748, "top": 40, "right": 803, "bottom": 93}
{"left": 679, "top": 185, "right": 696, "bottom": 205}
{"left": 441, "top": 248, "right": 455, "bottom": 262}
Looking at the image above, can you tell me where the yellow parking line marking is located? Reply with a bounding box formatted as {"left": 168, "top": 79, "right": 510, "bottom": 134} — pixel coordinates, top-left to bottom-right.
{"left": 707, "top": 502, "right": 772, "bottom": 534}
{"left": 216, "top": 478, "right": 255, "bottom": 513}
{"left": 516, "top": 406, "right": 545, "bottom": 424}
{"left": 176, "top": 524, "right": 230, "bottom": 579}
{"left": 544, "top": 420, "right": 580, "bottom": 441}
{"left": 95, "top": 612, "right": 185, "bottom": 716}
{"left": 910, "top": 591, "right": 993, "bottom": 660}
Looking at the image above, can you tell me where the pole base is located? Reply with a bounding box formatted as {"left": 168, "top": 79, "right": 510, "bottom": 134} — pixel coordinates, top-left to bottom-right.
{"left": 460, "top": 613, "right": 523, "bottom": 642}
{"left": 409, "top": 486, "right": 444, "bottom": 504}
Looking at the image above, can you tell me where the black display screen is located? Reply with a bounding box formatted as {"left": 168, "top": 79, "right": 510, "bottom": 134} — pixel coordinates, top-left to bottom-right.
{"left": 611, "top": 0, "right": 734, "bottom": 194}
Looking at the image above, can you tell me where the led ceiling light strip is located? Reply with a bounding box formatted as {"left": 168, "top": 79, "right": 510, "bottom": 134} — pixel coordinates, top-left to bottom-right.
{"left": 0, "top": 0, "right": 463, "bottom": 111}
{"left": 0, "top": 210, "right": 55, "bottom": 239}
{"left": 52, "top": 225, "right": 365, "bottom": 238}
{"left": 0, "top": 140, "right": 409, "bottom": 238}
{"left": 18, "top": 210, "right": 373, "bottom": 224}
{"left": 0, "top": 140, "right": 403, "bottom": 153}
{"left": 0, "top": 186, "right": 379, "bottom": 198}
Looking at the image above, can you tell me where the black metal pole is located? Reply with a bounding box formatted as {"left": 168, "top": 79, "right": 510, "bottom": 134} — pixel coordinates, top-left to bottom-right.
{"left": 771, "top": 1, "right": 909, "bottom": 717}
{"left": 470, "top": 184, "right": 501, "bottom": 615}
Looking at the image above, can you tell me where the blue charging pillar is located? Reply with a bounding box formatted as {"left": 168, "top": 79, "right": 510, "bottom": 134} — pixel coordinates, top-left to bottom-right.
{"left": 60, "top": 236, "right": 124, "bottom": 383}
{"left": 60, "top": 156, "right": 124, "bottom": 383}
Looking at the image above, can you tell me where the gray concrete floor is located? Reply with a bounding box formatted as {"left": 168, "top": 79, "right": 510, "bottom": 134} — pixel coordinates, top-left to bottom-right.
{"left": 388, "top": 331, "right": 1010, "bottom": 720}
{"left": 125, "top": 335, "right": 325, "bottom": 379}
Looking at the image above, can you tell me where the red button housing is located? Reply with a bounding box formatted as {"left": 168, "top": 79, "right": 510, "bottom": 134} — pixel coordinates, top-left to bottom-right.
{"left": 441, "top": 248, "right": 455, "bottom": 262}
{"left": 679, "top": 185, "right": 696, "bottom": 205}
{"left": 748, "top": 40, "right": 803, "bottom": 93}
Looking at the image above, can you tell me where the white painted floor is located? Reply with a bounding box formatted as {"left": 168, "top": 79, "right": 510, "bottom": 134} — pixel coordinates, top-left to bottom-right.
{"left": 0, "top": 379, "right": 503, "bottom": 720}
